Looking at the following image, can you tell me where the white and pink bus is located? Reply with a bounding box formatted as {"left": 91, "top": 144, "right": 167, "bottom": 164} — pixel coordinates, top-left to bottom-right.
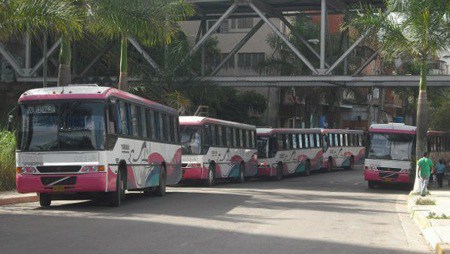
{"left": 256, "top": 128, "right": 323, "bottom": 180}
{"left": 364, "top": 123, "right": 416, "bottom": 188}
{"left": 179, "top": 116, "right": 257, "bottom": 186}
{"left": 365, "top": 124, "right": 450, "bottom": 188}
{"left": 16, "top": 85, "right": 181, "bottom": 207}
{"left": 321, "top": 129, "right": 365, "bottom": 171}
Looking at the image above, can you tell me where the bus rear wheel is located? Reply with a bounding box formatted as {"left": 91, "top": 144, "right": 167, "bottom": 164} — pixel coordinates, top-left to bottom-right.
{"left": 327, "top": 158, "right": 333, "bottom": 172}
{"left": 39, "top": 193, "right": 51, "bottom": 207}
{"left": 304, "top": 161, "right": 311, "bottom": 176}
{"left": 237, "top": 164, "right": 245, "bottom": 184}
{"left": 368, "top": 180, "right": 375, "bottom": 189}
{"left": 204, "top": 166, "right": 216, "bottom": 187}
{"left": 345, "top": 157, "right": 355, "bottom": 170}
{"left": 154, "top": 167, "right": 167, "bottom": 197}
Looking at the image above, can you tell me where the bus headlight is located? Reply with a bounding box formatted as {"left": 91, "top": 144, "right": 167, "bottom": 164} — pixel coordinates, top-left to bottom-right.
{"left": 80, "top": 165, "right": 105, "bottom": 173}
{"left": 16, "top": 167, "right": 37, "bottom": 174}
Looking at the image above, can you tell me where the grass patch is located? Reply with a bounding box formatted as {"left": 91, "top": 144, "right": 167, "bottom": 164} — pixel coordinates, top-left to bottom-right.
{"left": 427, "top": 212, "right": 449, "bottom": 219}
{"left": 415, "top": 197, "right": 436, "bottom": 205}
{"left": 0, "top": 130, "right": 16, "bottom": 191}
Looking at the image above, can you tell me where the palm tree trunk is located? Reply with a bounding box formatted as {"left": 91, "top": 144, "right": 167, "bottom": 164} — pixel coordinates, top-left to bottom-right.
{"left": 57, "top": 35, "right": 71, "bottom": 87}
{"left": 118, "top": 34, "right": 128, "bottom": 91}
{"left": 412, "top": 59, "right": 429, "bottom": 193}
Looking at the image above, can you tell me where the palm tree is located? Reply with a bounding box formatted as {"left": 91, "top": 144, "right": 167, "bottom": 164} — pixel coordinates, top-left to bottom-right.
{"left": 88, "top": 0, "right": 194, "bottom": 91}
{"left": 348, "top": 0, "right": 450, "bottom": 192}
{"left": 0, "top": 0, "right": 84, "bottom": 86}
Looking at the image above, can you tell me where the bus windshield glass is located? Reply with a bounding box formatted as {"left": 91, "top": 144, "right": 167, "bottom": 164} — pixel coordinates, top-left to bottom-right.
{"left": 368, "top": 133, "right": 414, "bottom": 161}
{"left": 180, "top": 126, "right": 202, "bottom": 155}
{"left": 19, "top": 102, "right": 105, "bottom": 151}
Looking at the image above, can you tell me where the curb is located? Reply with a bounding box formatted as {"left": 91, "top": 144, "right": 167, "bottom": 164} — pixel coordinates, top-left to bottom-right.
{"left": 0, "top": 195, "right": 38, "bottom": 206}
{"left": 408, "top": 197, "right": 450, "bottom": 253}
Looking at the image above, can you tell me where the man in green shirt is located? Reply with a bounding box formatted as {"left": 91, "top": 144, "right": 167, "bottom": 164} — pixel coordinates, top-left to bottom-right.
{"left": 417, "top": 152, "right": 434, "bottom": 196}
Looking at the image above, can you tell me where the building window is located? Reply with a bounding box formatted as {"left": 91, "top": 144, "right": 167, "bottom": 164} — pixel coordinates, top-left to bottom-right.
{"left": 231, "top": 18, "right": 253, "bottom": 29}
{"left": 207, "top": 19, "right": 228, "bottom": 33}
{"left": 237, "top": 53, "right": 265, "bottom": 69}
{"left": 212, "top": 53, "right": 235, "bottom": 69}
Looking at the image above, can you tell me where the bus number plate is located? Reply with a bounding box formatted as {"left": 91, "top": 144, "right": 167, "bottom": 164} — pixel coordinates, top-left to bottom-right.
{"left": 52, "top": 186, "right": 65, "bottom": 192}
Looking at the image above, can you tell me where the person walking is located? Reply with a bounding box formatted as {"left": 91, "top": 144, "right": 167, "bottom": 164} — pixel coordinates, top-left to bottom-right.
{"left": 435, "top": 159, "right": 446, "bottom": 188}
{"left": 417, "top": 152, "right": 434, "bottom": 197}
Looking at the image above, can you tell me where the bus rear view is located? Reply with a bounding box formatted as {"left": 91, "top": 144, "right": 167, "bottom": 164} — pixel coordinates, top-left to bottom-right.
{"left": 364, "top": 123, "right": 416, "bottom": 188}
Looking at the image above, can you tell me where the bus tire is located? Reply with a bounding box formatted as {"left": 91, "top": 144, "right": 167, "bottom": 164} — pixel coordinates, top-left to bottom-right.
{"left": 304, "top": 160, "right": 311, "bottom": 176}
{"left": 237, "top": 163, "right": 245, "bottom": 184}
{"left": 345, "top": 156, "right": 355, "bottom": 170}
{"left": 109, "top": 169, "right": 125, "bottom": 207}
{"left": 39, "top": 193, "right": 51, "bottom": 207}
{"left": 327, "top": 158, "right": 333, "bottom": 172}
{"left": 368, "top": 180, "right": 375, "bottom": 189}
{"left": 275, "top": 163, "right": 283, "bottom": 181}
{"left": 204, "top": 166, "right": 216, "bottom": 187}
{"left": 154, "top": 166, "right": 167, "bottom": 197}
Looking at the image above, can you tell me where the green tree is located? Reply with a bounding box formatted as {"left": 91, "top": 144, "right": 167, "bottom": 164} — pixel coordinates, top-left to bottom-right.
{"left": 348, "top": 0, "right": 450, "bottom": 192}
{"left": 0, "top": 0, "right": 84, "bottom": 86}
{"left": 88, "top": 0, "right": 194, "bottom": 91}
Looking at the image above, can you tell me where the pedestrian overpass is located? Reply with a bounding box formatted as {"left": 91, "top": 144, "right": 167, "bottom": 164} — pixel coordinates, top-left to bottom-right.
{"left": 0, "top": 0, "right": 449, "bottom": 88}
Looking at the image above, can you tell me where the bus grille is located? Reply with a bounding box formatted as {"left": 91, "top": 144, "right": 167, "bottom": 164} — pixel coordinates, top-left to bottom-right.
{"left": 377, "top": 167, "right": 402, "bottom": 172}
{"left": 41, "top": 176, "right": 77, "bottom": 186}
{"left": 37, "top": 166, "right": 81, "bottom": 173}
{"left": 379, "top": 172, "right": 399, "bottom": 179}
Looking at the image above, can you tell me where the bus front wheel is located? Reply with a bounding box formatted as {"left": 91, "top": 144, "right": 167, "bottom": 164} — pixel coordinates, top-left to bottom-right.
{"left": 275, "top": 163, "right": 283, "bottom": 181}
{"left": 109, "top": 169, "right": 125, "bottom": 207}
{"left": 39, "top": 193, "right": 51, "bottom": 207}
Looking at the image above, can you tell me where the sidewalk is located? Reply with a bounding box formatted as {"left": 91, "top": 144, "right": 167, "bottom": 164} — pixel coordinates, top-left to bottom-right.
{"left": 408, "top": 186, "right": 450, "bottom": 254}
{"left": 0, "top": 190, "right": 38, "bottom": 206}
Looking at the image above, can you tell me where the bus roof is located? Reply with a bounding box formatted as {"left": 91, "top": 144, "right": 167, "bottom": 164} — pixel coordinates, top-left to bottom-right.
{"left": 18, "top": 85, "right": 177, "bottom": 115}
{"left": 257, "top": 128, "right": 322, "bottom": 136}
{"left": 369, "top": 123, "right": 416, "bottom": 135}
{"left": 179, "top": 116, "right": 256, "bottom": 130}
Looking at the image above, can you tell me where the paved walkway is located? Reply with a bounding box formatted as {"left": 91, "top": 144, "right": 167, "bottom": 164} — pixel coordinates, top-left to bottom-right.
{"left": 0, "top": 190, "right": 37, "bottom": 205}
{"left": 408, "top": 183, "right": 450, "bottom": 254}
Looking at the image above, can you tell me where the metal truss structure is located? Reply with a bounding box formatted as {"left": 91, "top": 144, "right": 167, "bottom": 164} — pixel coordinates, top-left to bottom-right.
{"left": 1, "top": 0, "right": 449, "bottom": 88}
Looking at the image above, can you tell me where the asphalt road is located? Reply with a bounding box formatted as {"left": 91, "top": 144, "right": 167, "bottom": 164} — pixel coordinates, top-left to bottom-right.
{"left": 0, "top": 168, "right": 431, "bottom": 254}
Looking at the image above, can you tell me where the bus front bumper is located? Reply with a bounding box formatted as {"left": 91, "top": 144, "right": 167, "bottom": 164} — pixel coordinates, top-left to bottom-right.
{"left": 257, "top": 166, "right": 275, "bottom": 177}
{"left": 364, "top": 170, "right": 410, "bottom": 183}
{"left": 16, "top": 172, "right": 107, "bottom": 194}
{"left": 182, "top": 166, "right": 207, "bottom": 180}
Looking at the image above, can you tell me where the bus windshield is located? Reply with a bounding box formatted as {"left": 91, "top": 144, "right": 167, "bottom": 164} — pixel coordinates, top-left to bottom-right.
{"left": 180, "top": 126, "right": 202, "bottom": 155}
{"left": 368, "top": 133, "right": 414, "bottom": 161}
{"left": 19, "top": 102, "right": 105, "bottom": 151}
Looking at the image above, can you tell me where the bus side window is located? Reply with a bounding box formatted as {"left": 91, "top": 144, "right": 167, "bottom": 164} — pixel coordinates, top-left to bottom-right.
{"left": 140, "top": 107, "right": 147, "bottom": 138}
{"left": 210, "top": 125, "right": 216, "bottom": 146}
{"left": 146, "top": 109, "right": 154, "bottom": 140}
{"left": 251, "top": 131, "right": 256, "bottom": 148}
{"left": 174, "top": 117, "right": 179, "bottom": 143}
{"left": 107, "top": 100, "right": 118, "bottom": 134}
{"left": 119, "top": 101, "right": 128, "bottom": 135}
{"left": 316, "top": 134, "right": 320, "bottom": 147}
{"left": 217, "top": 126, "right": 223, "bottom": 146}
{"left": 305, "top": 134, "right": 309, "bottom": 148}
{"left": 270, "top": 136, "right": 278, "bottom": 157}
{"left": 131, "top": 104, "right": 139, "bottom": 137}
{"left": 169, "top": 116, "right": 175, "bottom": 143}
{"left": 154, "top": 111, "right": 161, "bottom": 140}
{"left": 162, "top": 114, "right": 169, "bottom": 142}
{"left": 291, "top": 134, "right": 297, "bottom": 149}
{"left": 299, "top": 134, "right": 303, "bottom": 149}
